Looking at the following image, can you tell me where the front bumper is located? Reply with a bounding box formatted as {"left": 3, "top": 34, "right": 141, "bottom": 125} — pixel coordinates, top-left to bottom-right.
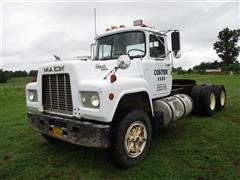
{"left": 28, "top": 112, "right": 110, "bottom": 148}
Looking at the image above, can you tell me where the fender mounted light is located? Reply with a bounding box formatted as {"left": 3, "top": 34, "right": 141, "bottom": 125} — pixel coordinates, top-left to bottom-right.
{"left": 110, "top": 74, "right": 117, "bottom": 83}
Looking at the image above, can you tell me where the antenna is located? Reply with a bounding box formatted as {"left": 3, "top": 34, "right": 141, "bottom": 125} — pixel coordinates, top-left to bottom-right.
{"left": 94, "top": 8, "right": 97, "bottom": 37}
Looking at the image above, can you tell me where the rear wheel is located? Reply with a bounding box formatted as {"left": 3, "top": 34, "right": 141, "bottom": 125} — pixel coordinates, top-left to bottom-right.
{"left": 199, "top": 85, "right": 216, "bottom": 116}
{"left": 110, "top": 110, "right": 152, "bottom": 168}
{"left": 191, "top": 85, "right": 201, "bottom": 115}
{"left": 214, "top": 85, "right": 226, "bottom": 111}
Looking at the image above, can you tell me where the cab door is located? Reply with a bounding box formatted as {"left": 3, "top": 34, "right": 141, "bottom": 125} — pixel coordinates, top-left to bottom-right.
{"left": 143, "top": 33, "right": 172, "bottom": 98}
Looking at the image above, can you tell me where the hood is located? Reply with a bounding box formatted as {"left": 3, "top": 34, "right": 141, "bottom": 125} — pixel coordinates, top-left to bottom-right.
{"left": 38, "top": 59, "right": 141, "bottom": 81}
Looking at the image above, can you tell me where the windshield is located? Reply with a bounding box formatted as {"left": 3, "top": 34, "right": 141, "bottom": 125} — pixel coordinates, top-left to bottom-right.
{"left": 96, "top": 31, "right": 145, "bottom": 60}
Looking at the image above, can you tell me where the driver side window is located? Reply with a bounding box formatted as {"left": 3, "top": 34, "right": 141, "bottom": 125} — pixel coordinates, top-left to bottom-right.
{"left": 149, "top": 35, "right": 165, "bottom": 58}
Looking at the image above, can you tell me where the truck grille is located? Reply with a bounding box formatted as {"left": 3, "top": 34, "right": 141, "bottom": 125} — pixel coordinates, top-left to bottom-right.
{"left": 42, "top": 74, "right": 73, "bottom": 115}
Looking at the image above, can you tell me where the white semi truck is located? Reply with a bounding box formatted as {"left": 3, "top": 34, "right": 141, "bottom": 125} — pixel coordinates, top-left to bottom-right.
{"left": 26, "top": 20, "right": 226, "bottom": 168}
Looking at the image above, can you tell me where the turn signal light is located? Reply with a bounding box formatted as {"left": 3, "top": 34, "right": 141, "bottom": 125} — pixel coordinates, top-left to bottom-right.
{"left": 109, "top": 93, "right": 114, "bottom": 100}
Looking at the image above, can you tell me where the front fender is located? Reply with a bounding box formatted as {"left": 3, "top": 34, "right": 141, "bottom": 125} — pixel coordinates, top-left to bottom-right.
{"left": 78, "top": 77, "right": 153, "bottom": 123}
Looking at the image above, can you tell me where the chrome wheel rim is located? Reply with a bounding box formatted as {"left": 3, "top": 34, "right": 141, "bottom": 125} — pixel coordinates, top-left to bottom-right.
{"left": 220, "top": 91, "right": 226, "bottom": 106}
{"left": 124, "top": 121, "right": 147, "bottom": 158}
{"left": 210, "top": 92, "right": 216, "bottom": 111}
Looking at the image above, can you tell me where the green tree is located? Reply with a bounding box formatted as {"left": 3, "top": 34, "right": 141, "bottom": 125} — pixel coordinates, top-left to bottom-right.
{"left": 29, "top": 70, "right": 38, "bottom": 77}
{"left": 0, "top": 69, "right": 8, "bottom": 83}
{"left": 213, "top": 28, "right": 240, "bottom": 65}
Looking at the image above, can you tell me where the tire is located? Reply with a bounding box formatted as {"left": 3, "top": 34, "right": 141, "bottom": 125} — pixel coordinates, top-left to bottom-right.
{"left": 214, "top": 85, "right": 226, "bottom": 111}
{"left": 42, "top": 134, "right": 60, "bottom": 143}
{"left": 191, "top": 85, "right": 201, "bottom": 115}
{"left": 199, "top": 85, "right": 216, "bottom": 116}
{"left": 110, "top": 110, "right": 152, "bottom": 169}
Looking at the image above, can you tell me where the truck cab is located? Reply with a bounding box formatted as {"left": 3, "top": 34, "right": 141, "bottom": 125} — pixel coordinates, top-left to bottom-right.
{"left": 96, "top": 27, "right": 173, "bottom": 98}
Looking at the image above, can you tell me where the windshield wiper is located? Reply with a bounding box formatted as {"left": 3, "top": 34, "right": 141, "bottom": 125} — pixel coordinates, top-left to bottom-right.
{"left": 155, "top": 51, "right": 172, "bottom": 60}
{"left": 129, "top": 55, "right": 144, "bottom": 60}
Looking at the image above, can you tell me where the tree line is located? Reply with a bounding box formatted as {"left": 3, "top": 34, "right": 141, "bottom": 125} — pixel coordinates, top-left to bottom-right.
{"left": 0, "top": 70, "right": 37, "bottom": 83}
{"left": 174, "top": 27, "right": 240, "bottom": 74}
{"left": 173, "top": 61, "right": 240, "bottom": 75}
{"left": 192, "top": 61, "right": 240, "bottom": 73}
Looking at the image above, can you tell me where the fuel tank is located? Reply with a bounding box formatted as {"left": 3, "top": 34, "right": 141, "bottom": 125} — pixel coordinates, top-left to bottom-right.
{"left": 153, "top": 94, "right": 193, "bottom": 126}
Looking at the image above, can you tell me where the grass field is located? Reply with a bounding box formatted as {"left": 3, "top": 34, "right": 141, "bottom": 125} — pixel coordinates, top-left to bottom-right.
{"left": 0, "top": 74, "right": 239, "bottom": 179}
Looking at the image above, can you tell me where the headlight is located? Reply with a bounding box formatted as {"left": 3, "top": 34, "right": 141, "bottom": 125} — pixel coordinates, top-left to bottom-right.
{"left": 28, "top": 90, "right": 38, "bottom": 102}
{"left": 91, "top": 95, "right": 100, "bottom": 107}
{"left": 81, "top": 92, "right": 100, "bottom": 108}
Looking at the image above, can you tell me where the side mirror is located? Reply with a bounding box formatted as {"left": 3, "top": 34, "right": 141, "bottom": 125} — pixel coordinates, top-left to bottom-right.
{"left": 117, "top": 55, "right": 131, "bottom": 69}
{"left": 171, "top": 31, "right": 181, "bottom": 58}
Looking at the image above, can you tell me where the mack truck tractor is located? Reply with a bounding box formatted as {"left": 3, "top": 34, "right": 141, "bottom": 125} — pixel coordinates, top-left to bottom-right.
{"left": 26, "top": 20, "right": 226, "bottom": 168}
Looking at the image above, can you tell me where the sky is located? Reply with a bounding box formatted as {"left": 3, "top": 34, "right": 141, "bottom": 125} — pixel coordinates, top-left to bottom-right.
{"left": 1, "top": 0, "right": 239, "bottom": 71}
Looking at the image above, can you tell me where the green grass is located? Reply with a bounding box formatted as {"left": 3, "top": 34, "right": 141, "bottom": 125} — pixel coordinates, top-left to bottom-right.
{"left": 0, "top": 75, "right": 240, "bottom": 179}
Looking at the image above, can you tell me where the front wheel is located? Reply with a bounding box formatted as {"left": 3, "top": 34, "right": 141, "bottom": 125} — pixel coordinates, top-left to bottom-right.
{"left": 110, "top": 110, "right": 152, "bottom": 169}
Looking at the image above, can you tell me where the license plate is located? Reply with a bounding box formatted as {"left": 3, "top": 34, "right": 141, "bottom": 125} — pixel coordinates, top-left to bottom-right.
{"left": 52, "top": 127, "right": 63, "bottom": 138}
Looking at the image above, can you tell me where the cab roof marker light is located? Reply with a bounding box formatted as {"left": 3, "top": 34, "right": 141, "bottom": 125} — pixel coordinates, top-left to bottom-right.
{"left": 133, "top": 19, "right": 143, "bottom": 26}
{"left": 133, "top": 19, "right": 148, "bottom": 27}
{"left": 111, "top": 25, "right": 118, "bottom": 30}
